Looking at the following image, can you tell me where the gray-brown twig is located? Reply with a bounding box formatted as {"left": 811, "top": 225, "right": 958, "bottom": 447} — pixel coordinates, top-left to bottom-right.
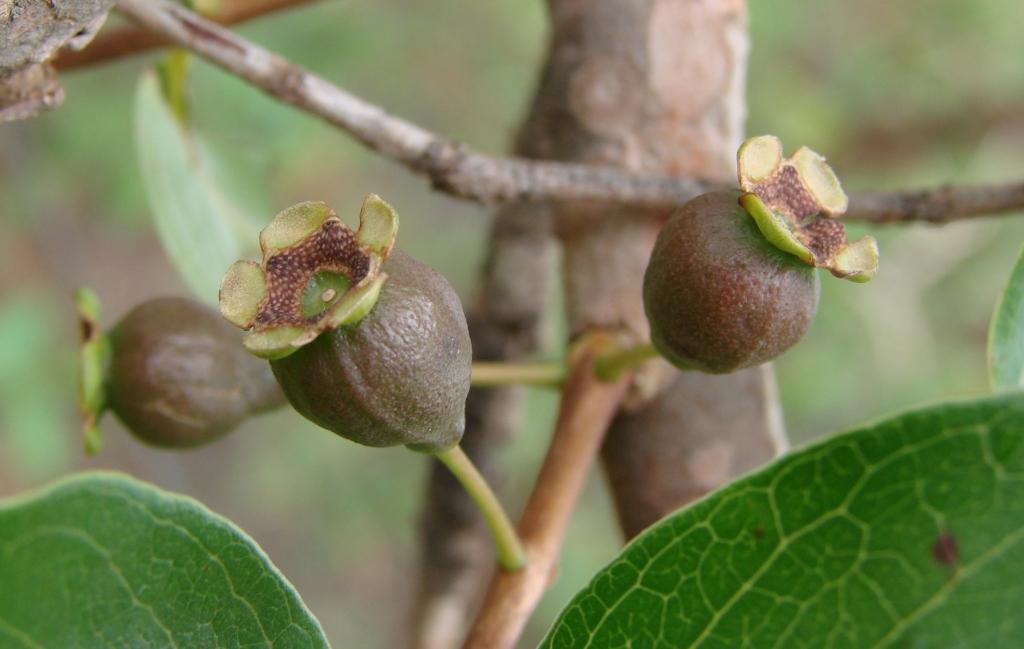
{"left": 849, "top": 181, "right": 1024, "bottom": 224}
{"left": 114, "top": 0, "right": 1024, "bottom": 224}
{"left": 461, "top": 335, "right": 631, "bottom": 649}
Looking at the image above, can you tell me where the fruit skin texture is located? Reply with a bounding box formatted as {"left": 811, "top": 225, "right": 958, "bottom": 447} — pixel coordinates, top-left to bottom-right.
{"left": 643, "top": 190, "right": 820, "bottom": 374}
{"left": 270, "top": 251, "right": 472, "bottom": 453}
{"left": 107, "top": 298, "right": 284, "bottom": 448}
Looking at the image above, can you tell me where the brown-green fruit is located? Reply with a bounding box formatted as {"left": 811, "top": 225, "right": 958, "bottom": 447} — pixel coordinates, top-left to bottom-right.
{"left": 270, "top": 251, "right": 472, "bottom": 453}
{"left": 107, "top": 297, "right": 284, "bottom": 447}
{"left": 643, "top": 190, "right": 820, "bottom": 373}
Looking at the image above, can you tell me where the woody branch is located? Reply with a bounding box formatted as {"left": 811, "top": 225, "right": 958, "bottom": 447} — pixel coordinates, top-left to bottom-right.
{"left": 113, "top": 0, "right": 1024, "bottom": 225}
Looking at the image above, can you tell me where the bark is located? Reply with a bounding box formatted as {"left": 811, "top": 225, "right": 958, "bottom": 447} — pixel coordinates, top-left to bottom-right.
{"left": 1, "top": 0, "right": 112, "bottom": 73}
{"left": 0, "top": 62, "right": 62, "bottom": 122}
{"left": 1, "top": 0, "right": 113, "bottom": 121}
{"left": 603, "top": 365, "right": 787, "bottom": 538}
{"left": 523, "top": 0, "right": 750, "bottom": 342}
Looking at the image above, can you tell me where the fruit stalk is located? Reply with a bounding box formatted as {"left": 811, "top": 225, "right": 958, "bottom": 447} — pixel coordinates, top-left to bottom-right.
{"left": 433, "top": 445, "right": 527, "bottom": 572}
{"left": 594, "top": 342, "right": 660, "bottom": 381}
{"left": 470, "top": 361, "right": 564, "bottom": 388}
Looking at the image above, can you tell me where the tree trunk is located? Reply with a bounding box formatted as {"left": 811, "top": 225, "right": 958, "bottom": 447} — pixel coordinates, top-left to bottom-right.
{"left": 603, "top": 365, "right": 786, "bottom": 538}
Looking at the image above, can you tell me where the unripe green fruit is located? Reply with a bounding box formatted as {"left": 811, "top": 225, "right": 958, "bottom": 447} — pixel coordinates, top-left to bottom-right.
{"left": 643, "top": 190, "right": 820, "bottom": 373}
{"left": 270, "top": 251, "right": 472, "bottom": 453}
{"left": 107, "top": 298, "right": 284, "bottom": 447}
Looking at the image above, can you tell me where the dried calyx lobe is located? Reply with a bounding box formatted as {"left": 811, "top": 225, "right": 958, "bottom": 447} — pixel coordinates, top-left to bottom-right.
{"left": 220, "top": 195, "right": 472, "bottom": 452}
{"left": 105, "top": 298, "right": 284, "bottom": 448}
{"left": 736, "top": 135, "right": 878, "bottom": 282}
{"left": 219, "top": 197, "right": 398, "bottom": 359}
{"left": 644, "top": 190, "right": 820, "bottom": 373}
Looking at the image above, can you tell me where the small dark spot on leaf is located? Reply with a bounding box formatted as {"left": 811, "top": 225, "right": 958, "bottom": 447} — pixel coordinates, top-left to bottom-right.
{"left": 932, "top": 532, "right": 958, "bottom": 567}
{"left": 752, "top": 527, "right": 765, "bottom": 540}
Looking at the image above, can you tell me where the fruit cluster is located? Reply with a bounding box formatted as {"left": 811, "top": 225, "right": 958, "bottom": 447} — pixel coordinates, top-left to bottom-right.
{"left": 79, "top": 195, "right": 472, "bottom": 454}
{"left": 81, "top": 136, "right": 877, "bottom": 453}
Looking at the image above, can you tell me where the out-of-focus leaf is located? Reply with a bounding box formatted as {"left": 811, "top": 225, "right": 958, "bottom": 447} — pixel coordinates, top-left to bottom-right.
{"left": 0, "top": 293, "right": 68, "bottom": 477}
{"left": 134, "top": 70, "right": 259, "bottom": 304}
{"left": 989, "top": 245, "right": 1024, "bottom": 390}
{"left": 0, "top": 471, "right": 330, "bottom": 648}
{"left": 541, "top": 393, "right": 1024, "bottom": 649}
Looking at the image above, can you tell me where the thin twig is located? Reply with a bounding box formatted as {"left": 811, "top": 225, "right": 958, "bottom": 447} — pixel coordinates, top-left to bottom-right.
{"left": 114, "top": 0, "right": 1024, "bottom": 223}
{"left": 57, "top": 0, "right": 318, "bottom": 69}
{"left": 847, "top": 181, "right": 1024, "bottom": 224}
{"left": 461, "top": 334, "right": 631, "bottom": 649}
{"left": 113, "top": 0, "right": 710, "bottom": 207}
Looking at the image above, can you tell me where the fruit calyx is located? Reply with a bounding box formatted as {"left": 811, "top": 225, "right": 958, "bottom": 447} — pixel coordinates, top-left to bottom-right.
{"left": 737, "top": 135, "right": 879, "bottom": 282}
{"left": 76, "top": 287, "right": 110, "bottom": 454}
{"left": 219, "top": 194, "right": 399, "bottom": 359}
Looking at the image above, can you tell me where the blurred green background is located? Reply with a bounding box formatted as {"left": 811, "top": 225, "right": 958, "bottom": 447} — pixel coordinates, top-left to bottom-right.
{"left": 1, "top": 0, "right": 1023, "bottom": 646}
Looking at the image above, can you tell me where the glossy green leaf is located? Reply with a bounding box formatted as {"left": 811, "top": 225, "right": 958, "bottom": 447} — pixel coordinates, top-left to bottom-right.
{"left": 541, "top": 393, "right": 1024, "bottom": 648}
{"left": 134, "top": 70, "right": 259, "bottom": 304}
{"left": 989, "top": 245, "right": 1024, "bottom": 390}
{"left": 0, "top": 472, "right": 329, "bottom": 649}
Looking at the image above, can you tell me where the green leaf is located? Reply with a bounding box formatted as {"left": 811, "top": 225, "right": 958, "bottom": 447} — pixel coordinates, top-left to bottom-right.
{"left": 0, "top": 472, "right": 329, "bottom": 649}
{"left": 0, "top": 292, "right": 70, "bottom": 477}
{"left": 541, "top": 393, "right": 1024, "bottom": 648}
{"left": 989, "top": 245, "right": 1024, "bottom": 390}
{"left": 134, "top": 70, "right": 260, "bottom": 304}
